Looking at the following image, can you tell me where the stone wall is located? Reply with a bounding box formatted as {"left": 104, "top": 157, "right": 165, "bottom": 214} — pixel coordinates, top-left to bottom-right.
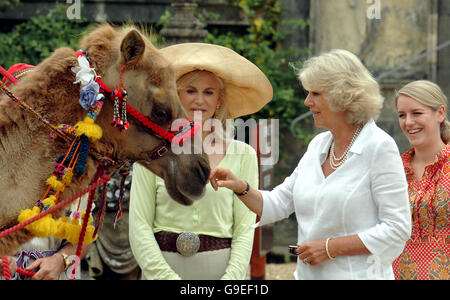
{"left": 309, "top": 0, "right": 448, "bottom": 153}
{"left": 0, "top": 0, "right": 244, "bottom": 26}
{"left": 438, "top": 0, "right": 450, "bottom": 98}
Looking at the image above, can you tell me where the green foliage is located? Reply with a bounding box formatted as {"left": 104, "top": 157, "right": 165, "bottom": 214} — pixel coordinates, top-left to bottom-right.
{"left": 0, "top": 0, "right": 22, "bottom": 12}
{"left": 0, "top": 5, "right": 92, "bottom": 68}
{"left": 205, "top": 0, "right": 313, "bottom": 155}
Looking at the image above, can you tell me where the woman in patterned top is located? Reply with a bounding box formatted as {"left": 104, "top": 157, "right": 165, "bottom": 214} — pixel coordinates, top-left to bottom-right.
{"left": 393, "top": 80, "right": 450, "bottom": 280}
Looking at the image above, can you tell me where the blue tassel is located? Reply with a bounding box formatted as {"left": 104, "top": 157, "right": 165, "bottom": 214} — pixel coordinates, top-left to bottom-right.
{"left": 75, "top": 134, "right": 89, "bottom": 176}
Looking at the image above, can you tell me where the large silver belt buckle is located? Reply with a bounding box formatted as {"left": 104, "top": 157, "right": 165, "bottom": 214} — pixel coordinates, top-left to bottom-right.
{"left": 176, "top": 232, "right": 200, "bottom": 257}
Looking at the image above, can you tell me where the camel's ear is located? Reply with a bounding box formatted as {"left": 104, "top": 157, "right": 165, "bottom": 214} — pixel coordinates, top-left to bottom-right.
{"left": 120, "top": 30, "right": 145, "bottom": 65}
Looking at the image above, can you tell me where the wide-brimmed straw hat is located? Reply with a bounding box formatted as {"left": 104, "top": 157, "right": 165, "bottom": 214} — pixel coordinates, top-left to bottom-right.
{"left": 160, "top": 43, "right": 273, "bottom": 119}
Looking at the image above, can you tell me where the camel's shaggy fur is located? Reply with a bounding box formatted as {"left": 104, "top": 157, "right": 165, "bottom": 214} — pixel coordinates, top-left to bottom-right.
{"left": 0, "top": 24, "right": 210, "bottom": 255}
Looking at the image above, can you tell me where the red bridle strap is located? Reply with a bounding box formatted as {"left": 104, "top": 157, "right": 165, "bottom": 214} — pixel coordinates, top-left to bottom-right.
{"left": 95, "top": 77, "right": 200, "bottom": 145}
{"left": 73, "top": 49, "right": 199, "bottom": 146}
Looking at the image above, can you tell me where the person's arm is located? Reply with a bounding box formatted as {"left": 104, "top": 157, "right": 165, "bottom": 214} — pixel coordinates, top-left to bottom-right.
{"left": 211, "top": 162, "right": 300, "bottom": 226}
{"left": 210, "top": 167, "right": 263, "bottom": 216}
{"left": 129, "top": 163, "right": 181, "bottom": 280}
{"left": 296, "top": 235, "right": 370, "bottom": 266}
{"left": 357, "top": 138, "right": 412, "bottom": 264}
{"left": 221, "top": 148, "right": 258, "bottom": 280}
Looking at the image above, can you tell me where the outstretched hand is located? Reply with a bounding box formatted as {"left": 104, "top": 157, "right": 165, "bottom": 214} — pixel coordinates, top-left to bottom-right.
{"left": 209, "top": 167, "right": 247, "bottom": 194}
{"left": 209, "top": 167, "right": 263, "bottom": 216}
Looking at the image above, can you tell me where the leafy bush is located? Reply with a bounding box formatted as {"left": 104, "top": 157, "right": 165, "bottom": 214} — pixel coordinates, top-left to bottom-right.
{"left": 0, "top": 0, "right": 22, "bottom": 13}
{"left": 204, "top": 0, "right": 314, "bottom": 159}
{"left": 0, "top": 5, "right": 91, "bottom": 68}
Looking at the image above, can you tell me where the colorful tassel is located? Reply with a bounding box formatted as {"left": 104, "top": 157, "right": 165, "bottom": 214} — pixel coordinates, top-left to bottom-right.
{"left": 17, "top": 206, "right": 56, "bottom": 238}
{"left": 64, "top": 212, "right": 97, "bottom": 245}
{"left": 93, "top": 181, "right": 108, "bottom": 237}
{"left": 29, "top": 215, "right": 57, "bottom": 237}
{"left": 74, "top": 116, "right": 102, "bottom": 141}
{"left": 42, "top": 195, "right": 56, "bottom": 210}
{"left": 17, "top": 206, "right": 41, "bottom": 232}
{"left": 62, "top": 168, "right": 74, "bottom": 185}
{"left": 46, "top": 175, "right": 64, "bottom": 192}
{"left": 54, "top": 216, "right": 69, "bottom": 239}
{"left": 74, "top": 135, "right": 89, "bottom": 176}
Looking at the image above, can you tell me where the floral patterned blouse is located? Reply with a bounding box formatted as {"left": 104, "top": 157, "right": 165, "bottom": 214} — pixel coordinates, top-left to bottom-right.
{"left": 393, "top": 144, "right": 450, "bottom": 280}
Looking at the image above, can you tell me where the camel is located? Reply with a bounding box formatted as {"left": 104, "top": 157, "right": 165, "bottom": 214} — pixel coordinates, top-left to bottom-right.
{"left": 0, "top": 24, "right": 210, "bottom": 256}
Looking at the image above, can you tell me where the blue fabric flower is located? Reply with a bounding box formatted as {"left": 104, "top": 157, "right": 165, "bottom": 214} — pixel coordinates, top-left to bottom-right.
{"left": 79, "top": 82, "right": 100, "bottom": 110}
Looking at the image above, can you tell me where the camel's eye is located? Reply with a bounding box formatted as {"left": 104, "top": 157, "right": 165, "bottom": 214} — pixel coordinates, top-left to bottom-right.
{"left": 151, "top": 103, "right": 172, "bottom": 125}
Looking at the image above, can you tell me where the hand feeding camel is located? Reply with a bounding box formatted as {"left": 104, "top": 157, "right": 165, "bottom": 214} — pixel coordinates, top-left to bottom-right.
{"left": 0, "top": 24, "right": 210, "bottom": 256}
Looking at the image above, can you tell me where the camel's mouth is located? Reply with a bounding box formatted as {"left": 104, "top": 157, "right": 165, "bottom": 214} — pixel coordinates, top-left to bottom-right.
{"left": 136, "top": 152, "right": 210, "bottom": 206}
{"left": 164, "top": 159, "right": 207, "bottom": 206}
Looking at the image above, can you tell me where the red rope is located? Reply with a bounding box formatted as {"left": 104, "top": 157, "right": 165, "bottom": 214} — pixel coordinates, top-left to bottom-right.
{"left": 2, "top": 256, "right": 11, "bottom": 280}
{"left": 0, "top": 65, "right": 18, "bottom": 85}
{"left": 16, "top": 268, "right": 35, "bottom": 277}
{"left": 95, "top": 77, "right": 176, "bottom": 142}
{"left": 0, "top": 174, "right": 111, "bottom": 239}
{"left": 70, "top": 167, "right": 104, "bottom": 280}
{"left": 2, "top": 257, "right": 37, "bottom": 279}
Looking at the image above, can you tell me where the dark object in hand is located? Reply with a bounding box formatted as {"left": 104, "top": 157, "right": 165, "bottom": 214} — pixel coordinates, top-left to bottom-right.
{"left": 288, "top": 245, "right": 298, "bottom": 256}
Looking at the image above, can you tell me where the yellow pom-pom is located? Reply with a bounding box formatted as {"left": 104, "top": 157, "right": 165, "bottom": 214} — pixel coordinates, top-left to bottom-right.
{"left": 63, "top": 214, "right": 97, "bottom": 244}
{"left": 18, "top": 205, "right": 58, "bottom": 238}
{"left": 54, "top": 216, "right": 69, "bottom": 239}
{"left": 30, "top": 215, "right": 57, "bottom": 237}
{"left": 42, "top": 195, "right": 56, "bottom": 208}
{"left": 81, "top": 212, "right": 94, "bottom": 225}
{"left": 65, "top": 220, "right": 82, "bottom": 245}
{"left": 46, "top": 175, "right": 65, "bottom": 192}
{"left": 75, "top": 117, "right": 103, "bottom": 141}
{"left": 18, "top": 207, "right": 40, "bottom": 231}
{"left": 83, "top": 225, "right": 97, "bottom": 244}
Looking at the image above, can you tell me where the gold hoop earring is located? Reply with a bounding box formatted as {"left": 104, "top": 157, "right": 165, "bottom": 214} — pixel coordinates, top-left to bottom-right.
{"left": 215, "top": 103, "right": 220, "bottom": 117}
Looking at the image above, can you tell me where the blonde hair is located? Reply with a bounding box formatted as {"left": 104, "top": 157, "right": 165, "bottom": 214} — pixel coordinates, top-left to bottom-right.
{"left": 395, "top": 80, "right": 450, "bottom": 144}
{"left": 298, "top": 49, "right": 384, "bottom": 126}
{"left": 176, "top": 70, "right": 232, "bottom": 142}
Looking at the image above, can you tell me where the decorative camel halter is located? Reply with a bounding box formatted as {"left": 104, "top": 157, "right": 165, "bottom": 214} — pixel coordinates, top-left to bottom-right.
{"left": 0, "top": 50, "right": 200, "bottom": 279}
{"left": 74, "top": 50, "right": 200, "bottom": 146}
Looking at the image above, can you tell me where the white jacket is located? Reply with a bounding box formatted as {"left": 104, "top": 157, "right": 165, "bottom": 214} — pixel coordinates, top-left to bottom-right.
{"left": 258, "top": 121, "right": 412, "bottom": 280}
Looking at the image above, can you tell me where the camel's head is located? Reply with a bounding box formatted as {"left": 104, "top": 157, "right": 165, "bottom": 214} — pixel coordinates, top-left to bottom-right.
{"left": 80, "top": 25, "right": 210, "bottom": 205}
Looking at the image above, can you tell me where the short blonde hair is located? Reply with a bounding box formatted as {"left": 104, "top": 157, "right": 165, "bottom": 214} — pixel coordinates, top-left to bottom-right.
{"left": 298, "top": 49, "right": 384, "bottom": 125}
{"left": 395, "top": 80, "right": 450, "bottom": 144}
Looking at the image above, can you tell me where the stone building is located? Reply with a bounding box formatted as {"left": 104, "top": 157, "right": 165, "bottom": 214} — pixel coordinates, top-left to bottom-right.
{"left": 308, "top": 0, "right": 450, "bottom": 153}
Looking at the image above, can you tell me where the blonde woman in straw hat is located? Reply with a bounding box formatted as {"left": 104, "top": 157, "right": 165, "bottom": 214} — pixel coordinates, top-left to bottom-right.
{"left": 129, "top": 43, "right": 273, "bottom": 280}
{"left": 210, "top": 49, "right": 412, "bottom": 279}
{"left": 392, "top": 80, "right": 450, "bottom": 280}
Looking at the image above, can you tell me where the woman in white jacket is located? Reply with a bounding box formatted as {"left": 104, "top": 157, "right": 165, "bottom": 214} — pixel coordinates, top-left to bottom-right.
{"left": 210, "top": 49, "right": 412, "bottom": 280}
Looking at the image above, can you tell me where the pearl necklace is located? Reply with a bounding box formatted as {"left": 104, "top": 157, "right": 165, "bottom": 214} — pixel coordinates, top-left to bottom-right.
{"left": 329, "top": 126, "right": 362, "bottom": 170}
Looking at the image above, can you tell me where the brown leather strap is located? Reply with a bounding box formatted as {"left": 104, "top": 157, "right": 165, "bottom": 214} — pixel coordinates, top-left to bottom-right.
{"left": 147, "top": 141, "right": 170, "bottom": 161}
{"left": 155, "top": 231, "right": 231, "bottom": 254}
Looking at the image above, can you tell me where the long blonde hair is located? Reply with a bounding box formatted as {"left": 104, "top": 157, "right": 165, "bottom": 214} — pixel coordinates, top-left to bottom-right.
{"left": 395, "top": 80, "right": 450, "bottom": 144}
